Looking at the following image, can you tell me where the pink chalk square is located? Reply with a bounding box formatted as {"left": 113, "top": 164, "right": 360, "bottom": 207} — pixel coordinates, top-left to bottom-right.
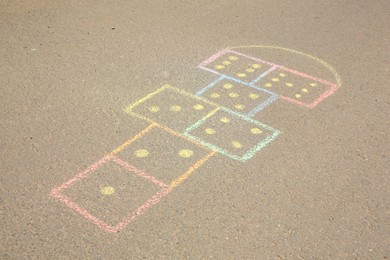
{"left": 199, "top": 49, "right": 339, "bottom": 108}
{"left": 50, "top": 155, "right": 172, "bottom": 233}
{"left": 198, "top": 49, "right": 273, "bottom": 83}
{"left": 255, "top": 67, "right": 338, "bottom": 108}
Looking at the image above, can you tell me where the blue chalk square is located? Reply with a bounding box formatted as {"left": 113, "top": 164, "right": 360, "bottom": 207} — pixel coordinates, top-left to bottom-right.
{"left": 196, "top": 76, "right": 278, "bottom": 117}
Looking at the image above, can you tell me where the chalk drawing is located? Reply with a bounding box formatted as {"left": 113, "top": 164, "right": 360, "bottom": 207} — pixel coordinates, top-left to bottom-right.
{"left": 50, "top": 123, "right": 216, "bottom": 233}
{"left": 51, "top": 45, "right": 340, "bottom": 233}
{"left": 113, "top": 123, "right": 216, "bottom": 184}
{"left": 228, "top": 45, "right": 342, "bottom": 87}
{"left": 255, "top": 67, "right": 337, "bottom": 108}
{"left": 100, "top": 186, "right": 115, "bottom": 195}
{"left": 198, "top": 49, "right": 275, "bottom": 83}
{"left": 183, "top": 108, "right": 280, "bottom": 162}
{"left": 124, "top": 85, "right": 221, "bottom": 132}
{"left": 198, "top": 48, "right": 340, "bottom": 108}
{"left": 123, "top": 83, "right": 280, "bottom": 161}
{"left": 195, "top": 75, "right": 278, "bottom": 116}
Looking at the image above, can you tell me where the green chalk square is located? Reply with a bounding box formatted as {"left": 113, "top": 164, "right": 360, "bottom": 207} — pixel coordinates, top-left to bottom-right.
{"left": 183, "top": 109, "right": 280, "bottom": 162}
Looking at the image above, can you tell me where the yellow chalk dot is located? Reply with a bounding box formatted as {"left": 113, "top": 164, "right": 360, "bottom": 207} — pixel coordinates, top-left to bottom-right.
{"left": 301, "top": 88, "right": 308, "bottom": 93}
{"left": 148, "top": 106, "right": 160, "bottom": 113}
{"left": 271, "top": 78, "right": 279, "bottom": 82}
{"left": 134, "top": 149, "right": 149, "bottom": 158}
{"left": 229, "top": 92, "right": 239, "bottom": 98}
{"left": 215, "top": 65, "right": 224, "bottom": 70}
{"left": 265, "top": 83, "right": 272, "bottom": 87}
{"left": 194, "top": 104, "right": 204, "bottom": 110}
{"left": 179, "top": 149, "right": 193, "bottom": 158}
{"left": 220, "top": 117, "right": 230, "bottom": 123}
{"left": 279, "top": 73, "right": 286, "bottom": 77}
{"left": 210, "top": 93, "right": 220, "bottom": 99}
{"left": 231, "top": 141, "right": 242, "bottom": 149}
{"left": 100, "top": 186, "right": 115, "bottom": 195}
{"left": 223, "top": 83, "right": 233, "bottom": 89}
{"left": 170, "top": 105, "right": 182, "bottom": 112}
{"left": 252, "top": 64, "right": 261, "bottom": 69}
{"left": 237, "top": 73, "right": 247, "bottom": 78}
{"left": 249, "top": 93, "right": 259, "bottom": 99}
{"left": 295, "top": 94, "right": 302, "bottom": 98}
{"left": 310, "top": 82, "right": 317, "bottom": 87}
{"left": 246, "top": 68, "right": 255, "bottom": 73}
{"left": 234, "top": 104, "right": 245, "bottom": 110}
{"left": 285, "top": 83, "right": 293, "bottom": 87}
{"left": 205, "top": 128, "right": 216, "bottom": 135}
{"left": 229, "top": 56, "right": 238, "bottom": 61}
{"left": 251, "top": 128, "right": 263, "bottom": 135}
{"left": 222, "top": 61, "right": 231, "bottom": 65}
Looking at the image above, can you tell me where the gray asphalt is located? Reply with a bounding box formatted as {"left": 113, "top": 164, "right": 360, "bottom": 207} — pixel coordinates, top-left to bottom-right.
{"left": 1, "top": 0, "right": 389, "bottom": 258}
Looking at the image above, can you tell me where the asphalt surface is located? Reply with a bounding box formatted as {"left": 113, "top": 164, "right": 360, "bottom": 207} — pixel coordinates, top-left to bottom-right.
{"left": 1, "top": 0, "right": 389, "bottom": 258}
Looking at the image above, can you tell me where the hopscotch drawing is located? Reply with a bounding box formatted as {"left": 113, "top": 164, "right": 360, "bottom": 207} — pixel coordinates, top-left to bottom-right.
{"left": 198, "top": 49, "right": 338, "bottom": 109}
{"left": 50, "top": 47, "right": 340, "bottom": 233}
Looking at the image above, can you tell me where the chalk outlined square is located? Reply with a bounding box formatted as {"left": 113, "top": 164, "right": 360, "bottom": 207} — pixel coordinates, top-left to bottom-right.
{"left": 114, "top": 123, "right": 217, "bottom": 185}
{"left": 50, "top": 123, "right": 216, "bottom": 233}
{"left": 195, "top": 76, "right": 278, "bottom": 117}
{"left": 183, "top": 109, "right": 281, "bottom": 162}
{"left": 124, "top": 85, "right": 220, "bottom": 132}
{"left": 199, "top": 49, "right": 338, "bottom": 108}
{"left": 254, "top": 67, "right": 338, "bottom": 108}
{"left": 198, "top": 49, "right": 275, "bottom": 84}
{"left": 50, "top": 155, "right": 171, "bottom": 233}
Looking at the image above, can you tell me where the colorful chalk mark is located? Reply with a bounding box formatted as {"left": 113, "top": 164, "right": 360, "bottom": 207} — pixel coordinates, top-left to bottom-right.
{"left": 199, "top": 49, "right": 274, "bottom": 83}
{"left": 50, "top": 155, "right": 170, "bottom": 233}
{"left": 257, "top": 67, "right": 337, "bottom": 108}
{"left": 51, "top": 45, "right": 340, "bottom": 233}
{"left": 100, "top": 186, "right": 115, "bottom": 195}
{"left": 50, "top": 123, "right": 216, "bottom": 233}
{"left": 228, "top": 45, "right": 342, "bottom": 87}
{"left": 198, "top": 48, "right": 340, "bottom": 108}
{"left": 184, "top": 109, "right": 280, "bottom": 162}
{"left": 195, "top": 76, "right": 278, "bottom": 116}
{"left": 113, "top": 123, "right": 215, "bottom": 184}
{"left": 124, "top": 85, "right": 220, "bottom": 132}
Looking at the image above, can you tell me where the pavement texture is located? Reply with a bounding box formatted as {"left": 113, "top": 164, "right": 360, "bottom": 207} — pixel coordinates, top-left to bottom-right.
{"left": 1, "top": 0, "right": 389, "bottom": 258}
